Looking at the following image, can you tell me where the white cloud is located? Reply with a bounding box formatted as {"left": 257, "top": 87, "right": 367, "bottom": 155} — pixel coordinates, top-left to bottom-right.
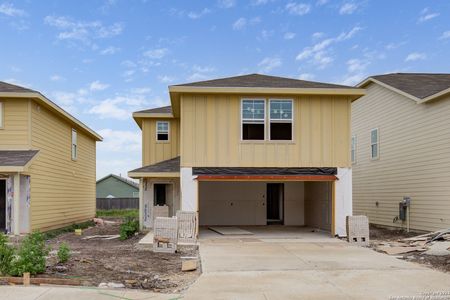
{"left": 44, "top": 15, "right": 123, "bottom": 46}
{"left": 346, "top": 58, "right": 368, "bottom": 73}
{"left": 298, "top": 73, "right": 315, "bottom": 80}
{"left": 232, "top": 17, "right": 260, "bottom": 30}
{"left": 258, "top": 57, "right": 282, "bottom": 72}
{"left": 418, "top": 8, "right": 439, "bottom": 23}
{"left": 405, "top": 52, "right": 427, "bottom": 62}
{"left": 340, "top": 73, "right": 365, "bottom": 86}
{"left": 339, "top": 2, "right": 357, "bottom": 15}
{"left": 143, "top": 48, "right": 168, "bottom": 59}
{"left": 312, "top": 32, "right": 324, "bottom": 40}
{"left": 158, "top": 75, "right": 175, "bottom": 83}
{"left": 285, "top": 2, "right": 311, "bottom": 16}
{"left": 187, "top": 65, "right": 215, "bottom": 81}
{"left": 283, "top": 32, "right": 296, "bottom": 40}
{"left": 3, "top": 78, "right": 31, "bottom": 88}
{"left": 440, "top": 31, "right": 450, "bottom": 40}
{"left": 187, "top": 8, "right": 211, "bottom": 19}
{"left": 316, "top": 0, "right": 328, "bottom": 5}
{"left": 89, "top": 80, "right": 110, "bottom": 91}
{"left": 218, "top": 0, "right": 236, "bottom": 8}
{"left": 96, "top": 129, "right": 141, "bottom": 153}
{"left": 100, "top": 46, "right": 120, "bottom": 55}
{"left": 87, "top": 95, "right": 149, "bottom": 120}
{"left": 131, "top": 87, "right": 151, "bottom": 94}
{"left": 0, "top": 3, "right": 26, "bottom": 17}
{"left": 50, "top": 75, "right": 64, "bottom": 81}
{"left": 251, "top": 0, "right": 270, "bottom": 5}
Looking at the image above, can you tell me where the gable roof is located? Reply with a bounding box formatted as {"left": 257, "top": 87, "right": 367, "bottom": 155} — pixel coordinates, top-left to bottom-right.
{"left": 173, "top": 73, "right": 357, "bottom": 89}
{"left": 134, "top": 105, "right": 172, "bottom": 114}
{"left": 0, "top": 81, "right": 102, "bottom": 141}
{"left": 96, "top": 174, "right": 139, "bottom": 189}
{"left": 357, "top": 73, "right": 450, "bottom": 103}
{"left": 0, "top": 150, "right": 39, "bottom": 172}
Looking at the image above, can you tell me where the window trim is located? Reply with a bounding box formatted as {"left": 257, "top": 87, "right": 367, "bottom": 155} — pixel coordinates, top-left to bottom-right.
{"left": 71, "top": 128, "right": 77, "bottom": 161}
{"left": 156, "top": 121, "right": 170, "bottom": 142}
{"left": 370, "top": 128, "right": 379, "bottom": 160}
{"left": 0, "top": 102, "right": 3, "bottom": 129}
{"left": 351, "top": 135, "right": 357, "bottom": 164}
{"left": 268, "top": 98, "right": 294, "bottom": 141}
{"left": 241, "top": 98, "right": 266, "bottom": 141}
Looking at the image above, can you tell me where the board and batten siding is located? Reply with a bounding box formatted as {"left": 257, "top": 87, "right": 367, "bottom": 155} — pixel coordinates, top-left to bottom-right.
{"left": 29, "top": 101, "right": 96, "bottom": 231}
{"left": 352, "top": 83, "right": 450, "bottom": 232}
{"left": 180, "top": 94, "right": 351, "bottom": 168}
{"left": 142, "top": 118, "right": 180, "bottom": 166}
{"left": 0, "top": 98, "right": 30, "bottom": 149}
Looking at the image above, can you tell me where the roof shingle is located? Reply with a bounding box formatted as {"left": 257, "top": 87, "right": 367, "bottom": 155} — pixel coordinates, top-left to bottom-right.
{"left": 0, "top": 150, "right": 39, "bottom": 167}
{"left": 0, "top": 81, "right": 36, "bottom": 93}
{"left": 134, "top": 105, "right": 172, "bottom": 114}
{"left": 129, "top": 156, "right": 180, "bottom": 173}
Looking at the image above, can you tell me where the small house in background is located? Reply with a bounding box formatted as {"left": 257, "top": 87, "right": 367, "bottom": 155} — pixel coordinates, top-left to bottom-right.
{"left": 96, "top": 174, "right": 139, "bottom": 210}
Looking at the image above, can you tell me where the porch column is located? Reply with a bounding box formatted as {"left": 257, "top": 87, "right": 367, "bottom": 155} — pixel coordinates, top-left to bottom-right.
{"left": 139, "top": 178, "right": 144, "bottom": 231}
{"left": 13, "top": 173, "right": 20, "bottom": 235}
{"left": 335, "top": 168, "right": 352, "bottom": 237}
{"left": 180, "top": 167, "right": 198, "bottom": 212}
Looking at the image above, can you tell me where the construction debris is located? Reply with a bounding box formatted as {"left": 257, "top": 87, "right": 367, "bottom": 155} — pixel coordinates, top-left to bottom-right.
{"left": 377, "top": 246, "right": 427, "bottom": 255}
{"left": 82, "top": 234, "right": 120, "bottom": 240}
{"left": 346, "top": 215, "right": 370, "bottom": 246}
{"left": 181, "top": 259, "right": 198, "bottom": 272}
{"left": 424, "top": 242, "right": 450, "bottom": 256}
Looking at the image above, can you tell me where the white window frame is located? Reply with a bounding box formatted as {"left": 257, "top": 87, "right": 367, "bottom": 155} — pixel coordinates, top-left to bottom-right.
{"left": 241, "top": 98, "right": 266, "bottom": 141}
{"left": 71, "top": 128, "right": 77, "bottom": 161}
{"left": 0, "top": 102, "right": 3, "bottom": 129}
{"left": 370, "top": 128, "right": 379, "bottom": 160}
{"left": 156, "top": 121, "right": 170, "bottom": 142}
{"left": 268, "top": 99, "right": 294, "bottom": 141}
{"left": 351, "top": 135, "right": 357, "bottom": 164}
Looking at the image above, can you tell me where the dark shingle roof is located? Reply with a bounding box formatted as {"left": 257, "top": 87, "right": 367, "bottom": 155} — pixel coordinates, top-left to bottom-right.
{"left": 0, "top": 150, "right": 39, "bottom": 166}
{"left": 135, "top": 106, "right": 172, "bottom": 114}
{"left": 129, "top": 157, "right": 180, "bottom": 173}
{"left": 371, "top": 73, "right": 450, "bottom": 99}
{"left": 97, "top": 174, "right": 138, "bottom": 188}
{"left": 173, "top": 73, "right": 356, "bottom": 89}
{"left": 0, "top": 81, "right": 36, "bottom": 93}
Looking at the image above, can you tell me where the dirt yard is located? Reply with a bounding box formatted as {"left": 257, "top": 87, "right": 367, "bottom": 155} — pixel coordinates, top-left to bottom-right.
{"left": 370, "top": 224, "right": 450, "bottom": 273}
{"left": 41, "top": 217, "right": 200, "bottom": 293}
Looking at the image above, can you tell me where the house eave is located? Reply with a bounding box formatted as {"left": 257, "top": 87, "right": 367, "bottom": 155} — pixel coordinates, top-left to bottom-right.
{"left": 128, "top": 171, "right": 180, "bottom": 179}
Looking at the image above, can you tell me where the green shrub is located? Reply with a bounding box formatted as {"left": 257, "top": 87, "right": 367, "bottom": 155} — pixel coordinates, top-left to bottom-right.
{"left": 0, "top": 233, "right": 15, "bottom": 275}
{"left": 57, "top": 243, "right": 70, "bottom": 263}
{"left": 119, "top": 216, "right": 139, "bottom": 240}
{"left": 10, "top": 232, "right": 49, "bottom": 276}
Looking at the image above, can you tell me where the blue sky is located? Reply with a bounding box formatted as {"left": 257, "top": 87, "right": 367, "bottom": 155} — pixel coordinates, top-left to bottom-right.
{"left": 1, "top": 0, "right": 449, "bottom": 179}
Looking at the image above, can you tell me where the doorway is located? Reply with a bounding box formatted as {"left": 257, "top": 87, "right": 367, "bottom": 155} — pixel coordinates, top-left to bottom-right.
{"left": 154, "top": 184, "right": 166, "bottom": 206}
{"left": 0, "top": 180, "right": 5, "bottom": 232}
{"left": 267, "top": 183, "right": 284, "bottom": 225}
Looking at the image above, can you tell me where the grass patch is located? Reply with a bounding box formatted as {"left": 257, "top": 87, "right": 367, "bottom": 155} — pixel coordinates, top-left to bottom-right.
{"left": 43, "top": 220, "right": 95, "bottom": 240}
{"left": 96, "top": 209, "right": 138, "bottom": 218}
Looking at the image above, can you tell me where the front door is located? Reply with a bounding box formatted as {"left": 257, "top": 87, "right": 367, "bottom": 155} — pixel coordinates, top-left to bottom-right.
{"left": 267, "top": 183, "right": 283, "bottom": 224}
{"left": 0, "top": 180, "right": 6, "bottom": 232}
{"left": 154, "top": 184, "right": 166, "bottom": 206}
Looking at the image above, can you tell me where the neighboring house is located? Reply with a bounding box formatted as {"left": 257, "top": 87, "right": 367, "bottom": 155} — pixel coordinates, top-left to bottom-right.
{"left": 0, "top": 81, "right": 102, "bottom": 234}
{"left": 128, "top": 74, "right": 364, "bottom": 236}
{"left": 96, "top": 174, "right": 139, "bottom": 199}
{"left": 352, "top": 73, "right": 450, "bottom": 232}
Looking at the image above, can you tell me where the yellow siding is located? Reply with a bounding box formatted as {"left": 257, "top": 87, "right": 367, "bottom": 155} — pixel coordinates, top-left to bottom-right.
{"left": 352, "top": 83, "right": 450, "bottom": 232}
{"left": 142, "top": 118, "right": 180, "bottom": 165}
{"left": 180, "top": 94, "right": 351, "bottom": 167}
{"left": 0, "top": 98, "right": 30, "bottom": 149}
{"left": 29, "top": 101, "right": 96, "bottom": 231}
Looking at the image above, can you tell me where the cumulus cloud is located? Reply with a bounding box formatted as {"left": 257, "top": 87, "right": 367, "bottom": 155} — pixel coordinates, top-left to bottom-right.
{"left": 218, "top": 0, "right": 236, "bottom": 8}
{"left": 418, "top": 8, "right": 439, "bottom": 23}
{"left": 158, "top": 75, "right": 175, "bottom": 83}
{"left": 89, "top": 80, "right": 110, "bottom": 91}
{"left": 440, "top": 31, "right": 450, "bottom": 40}
{"left": 87, "top": 94, "right": 149, "bottom": 120}
{"left": 339, "top": 2, "right": 358, "bottom": 15}
{"left": 232, "top": 17, "right": 260, "bottom": 30}
{"left": 0, "top": 3, "right": 26, "bottom": 17}
{"left": 283, "top": 32, "right": 296, "bottom": 40}
{"left": 96, "top": 129, "right": 141, "bottom": 153}
{"left": 143, "top": 48, "right": 168, "bottom": 59}
{"left": 405, "top": 52, "right": 427, "bottom": 62}
{"left": 50, "top": 75, "right": 64, "bottom": 82}
{"left": 258, "top": 57, "right": 282, "bottom": 72}
{"left": 187, "top": 8, "right": 211, "bottom": 19}
{"left": 100, "top": 46, "right": 120, "bottom": 55}
{"left": 285, "top": 2, "right": 311, "bottom": 15}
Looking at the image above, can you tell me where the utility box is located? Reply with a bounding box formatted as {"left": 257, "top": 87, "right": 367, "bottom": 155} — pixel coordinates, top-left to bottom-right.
{"left": 399, "top": 197, "right": 411, "bottom": 221}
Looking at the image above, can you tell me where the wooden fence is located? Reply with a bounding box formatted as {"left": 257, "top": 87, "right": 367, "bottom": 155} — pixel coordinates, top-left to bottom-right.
{"left": 96, "top": 198, "right": 139, "bottom": 210}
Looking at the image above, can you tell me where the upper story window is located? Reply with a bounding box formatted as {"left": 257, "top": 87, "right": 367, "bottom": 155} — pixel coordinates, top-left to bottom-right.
{"left": 71, "top": 128, "right": 77, "bottom": 160}
{"left": 242, "top": 99, "right": 265, "bottom": 140}
{"left": 269, "top": 99, "right": 293, "bottom": 140}
{"left": 0, "top": 102, "right": 3, "bottom": 128}
{"left": 351, "top": 135, "right": 357, "bottom": 164}
{"left": 156, "top": 121, "right": 169, "bottom": 141}
{"left": 370, "top": 128, "right": 379, "bottom": 160}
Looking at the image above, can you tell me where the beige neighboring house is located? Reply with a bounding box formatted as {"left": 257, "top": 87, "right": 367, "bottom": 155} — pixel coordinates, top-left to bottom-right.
{"left": 352, "top": 73, "right": 450, "bottom": 232}
{"left": 0, "top": 81, "right": 102, "bottom": 235}
{"left": 129, "top": 74, "right": 365, "bottom": 236}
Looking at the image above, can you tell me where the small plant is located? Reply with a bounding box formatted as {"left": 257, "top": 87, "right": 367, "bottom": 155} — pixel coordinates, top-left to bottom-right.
{"left": 0, "top": 233, "right": 15, "bottom": 275}
{"left": 57, "top": 243, "right": 70, "bottom": 263}
{"left": 10, "top": 231, "right": 49, "bottom": 276}
{"left": 119, "top": 216, "right": 139, "bottom": 240}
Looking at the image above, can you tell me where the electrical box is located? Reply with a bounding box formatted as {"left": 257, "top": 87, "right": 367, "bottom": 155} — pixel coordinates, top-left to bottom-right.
{"left": 399, "top": 197, "right": 411, "bottom": 221}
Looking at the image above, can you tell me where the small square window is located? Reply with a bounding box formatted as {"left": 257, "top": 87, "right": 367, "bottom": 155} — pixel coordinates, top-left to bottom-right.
{"left": 156, "top": 121, "right": 169, "bottom": 141}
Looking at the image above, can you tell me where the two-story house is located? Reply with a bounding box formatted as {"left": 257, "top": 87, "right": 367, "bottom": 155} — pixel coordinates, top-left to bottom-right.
{"left": 128, "top": 74, "right": 364, "bottom": 236}
{"left": 0, "top": 81, "right": 102, "bottom": 235}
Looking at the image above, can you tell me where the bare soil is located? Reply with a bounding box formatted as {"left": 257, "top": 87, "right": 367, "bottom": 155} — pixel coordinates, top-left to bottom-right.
{"left": 41, "top": 217, "right": 200, "bottom": 293}
{"left": 370, "top": 224, "right": 450, "bottom": 273}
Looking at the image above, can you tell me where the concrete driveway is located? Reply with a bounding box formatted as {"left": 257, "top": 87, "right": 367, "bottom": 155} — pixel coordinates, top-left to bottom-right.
{"left": 183, "top": 226, "right": 450, "bottom": 299}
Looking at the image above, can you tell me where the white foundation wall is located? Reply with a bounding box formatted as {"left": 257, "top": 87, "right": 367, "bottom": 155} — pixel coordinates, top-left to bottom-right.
{"left": 199, "top": 181, "right": 266, "bottom": 226}
{"left": 335, "top": 167, "right": 352, "bottom": 237}
{"left": 180, "top": 167, "right": 198, "bottom": 212}
{"left": 284, "top": 182, "right": 305, "bottom": 226}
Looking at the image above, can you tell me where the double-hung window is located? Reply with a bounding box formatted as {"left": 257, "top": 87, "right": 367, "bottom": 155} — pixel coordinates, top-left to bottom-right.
{"left": 351, "top": 135, "right": 357, "bottom": 163}
{"left": 370, "top": 128, "right": 379, "bottom": 160}
{"left": 242, "top": 99, "right": 265, "bottom": 140}
{"left": 269, "top": 99, "right": 293, "bottom": 140}
{"left": 71, "top": 128, "right": 77, "bottom": 160}
{"left": 156, "top": 121, "right": 169, "bottom": 141}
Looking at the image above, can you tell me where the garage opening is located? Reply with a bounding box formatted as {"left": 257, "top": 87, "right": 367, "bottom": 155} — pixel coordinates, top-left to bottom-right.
{"left": 198, "top": 180, "right": 332, "bottom": 231}
{"left": 0, "top": 180, "right": 5, "bottom": 232}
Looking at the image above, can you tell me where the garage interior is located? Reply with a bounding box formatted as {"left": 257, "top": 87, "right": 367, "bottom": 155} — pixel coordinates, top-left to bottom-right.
{"left": 198, "top": 181, "right": 332, "bottom": 232}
